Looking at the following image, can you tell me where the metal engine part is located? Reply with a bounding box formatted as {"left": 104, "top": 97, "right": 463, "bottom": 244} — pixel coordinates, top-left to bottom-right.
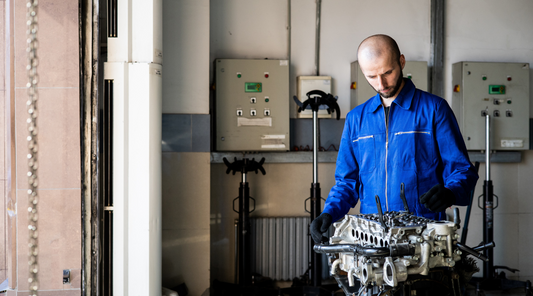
{"left": 315, "top": 211, "right": 466, "bottom": 292}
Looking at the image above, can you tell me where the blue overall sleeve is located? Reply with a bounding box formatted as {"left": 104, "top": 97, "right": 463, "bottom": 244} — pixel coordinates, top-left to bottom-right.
{"left": 322, "top": 115, "right": 360, "bottom": 222}
{"left": 434, "top": 100, "right": 479, "bottom": 205}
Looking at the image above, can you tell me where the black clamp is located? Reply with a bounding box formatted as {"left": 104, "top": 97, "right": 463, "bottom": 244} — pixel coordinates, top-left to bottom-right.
{"left": 293, "top": 90, "right": 341, "bottom": 120}
{"left": 223, "top": 157, "right": 266, "bottom": 176}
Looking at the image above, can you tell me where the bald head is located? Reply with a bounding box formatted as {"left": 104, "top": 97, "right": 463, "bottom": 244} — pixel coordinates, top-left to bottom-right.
{"left": 357, "top": 34, "right": 401, "bottom": 66}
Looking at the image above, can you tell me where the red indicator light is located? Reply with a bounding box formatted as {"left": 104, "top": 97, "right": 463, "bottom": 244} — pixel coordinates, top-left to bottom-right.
{"left": 265, "top": 74, "right": 269, "bottom": 78}
{"left": 507, "top": 76, "right": 512, "bottom": 81}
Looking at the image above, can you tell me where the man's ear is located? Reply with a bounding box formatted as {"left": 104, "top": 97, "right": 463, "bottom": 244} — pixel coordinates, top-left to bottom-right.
{"left": 399, "top": 54, "right": 406, "bottom": 70}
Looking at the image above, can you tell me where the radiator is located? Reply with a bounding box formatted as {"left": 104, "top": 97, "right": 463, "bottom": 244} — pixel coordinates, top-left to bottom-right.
{"left": 250, "top": 217, "right": 310, "bottom": 281}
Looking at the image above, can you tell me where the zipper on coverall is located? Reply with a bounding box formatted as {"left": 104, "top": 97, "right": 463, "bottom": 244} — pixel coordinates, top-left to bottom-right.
{"left": 384, "top": 106, "right": 390, "bottom": 211}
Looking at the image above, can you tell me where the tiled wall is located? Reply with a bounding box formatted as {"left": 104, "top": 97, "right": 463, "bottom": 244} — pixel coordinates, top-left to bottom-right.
{"left": 162, "top": 152, "right": 210, "bottom": 296}
{"left": 2, "top": 0, "right": 81, "bottom": 294}
{"left": 1, "top": 0, "right": 7, "bottom": 284}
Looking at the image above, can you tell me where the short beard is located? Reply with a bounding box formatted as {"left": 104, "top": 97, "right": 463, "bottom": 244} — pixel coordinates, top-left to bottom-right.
{"left": 374, "top": 69, "right": 404, "bottom": 99}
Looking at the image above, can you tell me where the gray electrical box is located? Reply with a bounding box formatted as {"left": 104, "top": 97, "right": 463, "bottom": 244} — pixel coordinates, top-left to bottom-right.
{"left": 215, "top": 59, "right": 290, "bottom": 151}
{"left": 452, "top": 62, "right": 530, "bottom": 150}
{"left": 350, "top": 61, "right": 428, "bottom": 109}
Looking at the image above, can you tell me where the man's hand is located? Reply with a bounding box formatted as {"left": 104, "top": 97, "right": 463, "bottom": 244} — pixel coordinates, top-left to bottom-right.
{"left": 419, "top": 184, "right": 456, "bottom": 212}
{"left": 310, "top": 213, "right": 332, "bottom": 244}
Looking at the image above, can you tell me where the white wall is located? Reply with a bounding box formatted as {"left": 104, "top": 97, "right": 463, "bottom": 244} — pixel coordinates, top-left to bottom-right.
{"left": 319, "top": 0, "right": 430, "bottom": 117}
{"left": 163, "top": 0, "right": 210, "bottom": 114}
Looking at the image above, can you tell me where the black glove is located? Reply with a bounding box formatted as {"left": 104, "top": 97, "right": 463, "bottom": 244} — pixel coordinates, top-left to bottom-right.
{"left": 310, "top": 213, "right": 332, "bottom": 244}
{"left": 419, "top": 184, "right": 456, "bottom": 212}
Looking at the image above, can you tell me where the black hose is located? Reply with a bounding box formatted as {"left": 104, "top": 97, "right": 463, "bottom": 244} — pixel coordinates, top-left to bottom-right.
{"left": 456, "top": 242, "right": 489, "bottom": 261}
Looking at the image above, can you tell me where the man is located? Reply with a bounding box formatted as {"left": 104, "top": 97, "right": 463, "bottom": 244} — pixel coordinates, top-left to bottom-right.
{"left": 310, "top": 34, "right": 478, "bottom": 244}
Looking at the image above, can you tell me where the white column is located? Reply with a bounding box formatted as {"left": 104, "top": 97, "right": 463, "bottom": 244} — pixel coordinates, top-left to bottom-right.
{"left": 128, "top": 63, "right": 162, "bottom": 296}
{"left": 107, "top": 0, "right": 162, "bottom": 295}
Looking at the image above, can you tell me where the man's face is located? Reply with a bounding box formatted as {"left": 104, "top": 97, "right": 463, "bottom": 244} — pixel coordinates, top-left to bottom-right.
{"left": 360, "top": 53, "right": 405, "bottom": 99}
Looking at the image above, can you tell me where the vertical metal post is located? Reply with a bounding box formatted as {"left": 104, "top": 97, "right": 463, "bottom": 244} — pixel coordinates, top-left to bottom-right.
{"left": 314, "top": 0, "right": 321, "bottom": 76}
{"left": 485, "top": 114, "right": 491, "bottom": 181}
{"left": 311, "top": 108, "right": 322, "bottom": 287}
{"left": 313, "top": 109, "right": 318, "bottom": 184}
{"left": 483, "top": 114, "right": 494, "bottom": 279}
{"left": 239, "top": 162, "right": 251, "bottom": 286}
{"left": 429, "top": 0, "right": 445, "bottom": 97}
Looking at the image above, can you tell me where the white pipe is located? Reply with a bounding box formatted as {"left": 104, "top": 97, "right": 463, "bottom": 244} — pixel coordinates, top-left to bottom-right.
{"left": 348, "top": 267, "right": 356, "bottom": 287}
{"left": 407, "top": 242, "right": 430, "bottom": 276}
{"left": 331, "top": 259, "right": 342, "bottom": 275}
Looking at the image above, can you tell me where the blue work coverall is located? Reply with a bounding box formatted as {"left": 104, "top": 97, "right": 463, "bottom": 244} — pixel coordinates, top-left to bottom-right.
{"left": 323, "top": 78, "right": 478, "bottom": 222}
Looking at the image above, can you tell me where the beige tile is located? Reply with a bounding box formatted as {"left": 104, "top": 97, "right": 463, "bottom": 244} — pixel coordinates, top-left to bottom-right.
{"left": 518, "top": 214, "right": 533, "bottom": 277}
{"left": 518, "top": 151, "right": 533, "bottom": 214}
{"left": 492, "top": 213, "right": 519, "bottom": 271}
{"left": 0, "top": 91, "right": 5, "bottom": 180}
{"left": 0, "top": 1, "right": 4, "bottom": 91}
{"left": 258, "top": 163, "right": 316, "bottom": 217}
{"left": 162, "top": 229, "right": 210, "bottom": 296}
{"left": 210, "top": 217, "right": 236, "bottom": 284}
{"left": 15, "top": 88, "right": 81, "bottom": 190}
{"left": 211, "top": 163, "right": 243, "bottom": 220}
{"left": 17, "top": 189, "right": 81, "bottom": 290}
{"left": 162, "top": 152, "right": 210, "bottom": 230}
{"left": 0, "top": 181, "right": 5, "bottom": 273}
{"left": 489, "top": 162, "right": 519, "bottom": 214}
{"left": 14, "top": 0, "right": 79, "bottom": 88}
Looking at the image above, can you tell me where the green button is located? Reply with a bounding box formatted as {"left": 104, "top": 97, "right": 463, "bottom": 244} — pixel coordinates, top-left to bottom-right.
{"left": 482, "top": 76, "right": 487, "bottom": 81}
{"left": 265, "top": 98, "right": 269, "bottom": 102}
{"left": 407, "top": 75, "right": 412, "bottom": 79}
{"left": 237, "top": 74, "right": 241, "bottom": 78}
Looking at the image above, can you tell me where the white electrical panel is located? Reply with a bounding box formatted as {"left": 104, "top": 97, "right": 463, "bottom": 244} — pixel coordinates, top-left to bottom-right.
{"left": 215, "top": 59, "right": 290, "bottom": 151}
{"left": 296, "top": 76, "right": 333, "bottom": 118}
{"left": 350, "top": 61, "right": 428, "bottom": 109}
{"left": 452, "top": 62, "right": 530, "bottom": 150}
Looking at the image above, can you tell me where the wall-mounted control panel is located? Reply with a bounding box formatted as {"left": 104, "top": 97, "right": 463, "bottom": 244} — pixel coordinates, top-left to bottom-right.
{"left": 215, "top": 59, "right": 289, "bottom": 151}
{"left": 296, "top": 76, "right": 333, "bottom": 118}
{"left": 350, "top": 61, "right": 428, "bottom": 109}
{"left": 452, "top": 62, "right": 530, "bottom": 150}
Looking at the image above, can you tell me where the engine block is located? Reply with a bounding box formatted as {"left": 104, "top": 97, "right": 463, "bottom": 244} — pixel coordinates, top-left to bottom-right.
{"left": 316, "top": 212, "right": 463, "bottom": 289}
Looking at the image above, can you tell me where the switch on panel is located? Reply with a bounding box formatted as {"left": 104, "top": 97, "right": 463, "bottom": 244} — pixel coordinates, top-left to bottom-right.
{"left": 264, "top": 109, "right": 271, "bottom": 116}
{"left": 250, "top": 109, "right": 257, "bottom": 116}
